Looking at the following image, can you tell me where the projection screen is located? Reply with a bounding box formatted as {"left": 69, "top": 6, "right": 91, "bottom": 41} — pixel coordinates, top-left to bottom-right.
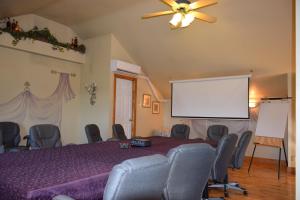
{"left": 171, "top": 75, "right": 250, "bottom": 119}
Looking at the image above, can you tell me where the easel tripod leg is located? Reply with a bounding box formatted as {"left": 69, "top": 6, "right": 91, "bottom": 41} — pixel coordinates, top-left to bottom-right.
{"left": 282, "top": 141, "right": 288, "bottom": 166}
{"left": 278, "top": 148, "right": 281, "bottom": 180}
{"left": 248, "top": 144, "right": 257, "bottom": 173}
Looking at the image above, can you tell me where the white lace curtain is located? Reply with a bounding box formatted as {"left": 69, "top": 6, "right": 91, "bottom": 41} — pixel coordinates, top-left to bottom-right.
{"left": 0, "top": 73, "right": 75, "bottom": 128}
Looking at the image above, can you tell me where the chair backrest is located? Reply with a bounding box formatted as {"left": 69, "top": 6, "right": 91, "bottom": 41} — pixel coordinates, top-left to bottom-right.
{"left": 163, "top": 144, "right": 216, "bottom": 200}
{"left": 29, "top": 124, "right": 62, "bottom": 149}
{"left": 170, "top": 124, "right": 190, "bottom": 139}
{"left": 0, "top": 129, "right": 4, "bottom": 153}
{"left": 232, "top": 131, "right": 253, "bottom": 169}
{"left": 207, "top": 125, "right": 229, "bottom": 143}
{"left": 103, "top": 154, "right": 170, "bottom": 200}
{"left": 85, "top": 124, "right": 102, "bottom": 144}
{"left": 0, "top": 122, "right": 20, "bottom": 148}
{"left": 112, "top": 124, "right": 127, "bottom": 140}
{"left": 52, "top": 195, "right": 74, "bottom": 200}
{"left": 211, "top": 134, "right": 238, "bottom": 182}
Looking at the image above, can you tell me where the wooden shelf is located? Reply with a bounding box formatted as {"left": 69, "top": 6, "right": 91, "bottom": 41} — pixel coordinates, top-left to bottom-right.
{"left": 0, "top": 32, "right": 86, "bottom": 64}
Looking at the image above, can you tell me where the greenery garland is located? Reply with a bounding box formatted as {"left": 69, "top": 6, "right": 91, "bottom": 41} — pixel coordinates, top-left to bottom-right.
{"left": 0, "top": 26, "right": 86, "bottom": 54}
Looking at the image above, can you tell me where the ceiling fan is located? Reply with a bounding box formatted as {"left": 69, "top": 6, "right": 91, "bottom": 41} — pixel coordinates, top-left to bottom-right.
{"left": 142, "top": 0, "right": 217, "bottom": 28}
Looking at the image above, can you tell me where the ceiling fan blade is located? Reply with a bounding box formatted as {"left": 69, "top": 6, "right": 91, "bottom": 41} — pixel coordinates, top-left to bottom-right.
{"left": 161, "top": 0, "right": 178, "bottom": 7}
{"left": 191, "top": 11, "right": 217, "bottom": 23}
{"left": 189, "top": 0, "right": 218, "bottom": 10}
{"left": 142, "top": 10, "right": 175, "bottom": 19}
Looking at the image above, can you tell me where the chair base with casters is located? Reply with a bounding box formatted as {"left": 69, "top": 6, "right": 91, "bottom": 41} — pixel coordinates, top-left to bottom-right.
{"left": 202, "top": 183, "right": 225, "bottom": 200}
{"left": 210, "top": 130, "right": 252, "bottom": 197}
{"left": 208, "top": 174, "right": 248, "bottom": 197}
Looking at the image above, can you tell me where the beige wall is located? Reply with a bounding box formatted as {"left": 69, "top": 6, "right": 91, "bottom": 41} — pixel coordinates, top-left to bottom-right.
{"left": 79, "top": 34, "right": 164, "bottom": 139}
{"left": 0, "top": 14, "right": 85, "bottom": 144}
{"left": 0, "top": 32, "right": 164, "bottom": 144}
{"left": 136, "top": 77, "right": 164, "bottom": 137}
{"left": 0, "top": 46, "right": 82, "bottom": 144}
{"left": 80, "top": 34, "right": 114, "bottom": 141}
{"left": 111, "top": 35, "right": 164, "bottom": 137}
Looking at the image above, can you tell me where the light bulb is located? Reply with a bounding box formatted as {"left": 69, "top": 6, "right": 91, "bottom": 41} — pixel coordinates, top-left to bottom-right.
{"left": 170, "top": 13, "right": 183, "bottom": 27}
{"left": 181, "top": 13, "right": 195, "bottom": 27}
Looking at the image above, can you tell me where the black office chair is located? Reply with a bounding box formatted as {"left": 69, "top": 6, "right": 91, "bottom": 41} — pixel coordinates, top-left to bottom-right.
{"left": 29, "top": 124, "right": 62, "bottom": 149}
{"left": 0, "top": 122, "right": 22, "bottom": 152}
{"left": 170, "top": 124, "right": 190, "bottom": 139}
{"left": 112, "top": 124, "right": 127, "bottom": 140}
{"left": 85, "top": 124, "right": 103, "bottom": 144}
{"left": 0, "top": 129, "right": 4, "bottom": 153}
{"left": 207, "top": 125, "right": 229, "bottom": 144}
{"left": 224, "top": 131, "right": 252, "bottom": 195}
{"left": 53, "top": 154, "right": 170, "bottom": 200}
{"left": 163, "top": 143, "right": 216, "bottom": 200}
{"left": 104, "top": 154, "right": 170, "bottom": 200}
{"left": 209, "top": 134, "right": 238, "bottom": 198}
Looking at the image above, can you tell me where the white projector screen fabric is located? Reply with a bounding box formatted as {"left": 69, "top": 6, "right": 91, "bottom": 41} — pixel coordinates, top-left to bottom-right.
{"left": 171, "top": 75, "right": 250, "bottom": 119}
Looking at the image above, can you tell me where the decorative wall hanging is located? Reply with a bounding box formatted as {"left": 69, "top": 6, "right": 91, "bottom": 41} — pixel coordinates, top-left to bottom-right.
{"left": 142, "top": 94, "right": 151, "bottom": 108}
{"left": 0, "top": 17, "right": 86, "bottom": 54}
{"left": 152, "top": 101, "right": 160, "bottom": 114}
{"left": 85, "top": 82, "right": 97, "bottom": 105}
{"left": 0, "top": 73, "right": 75, "bottom": 127}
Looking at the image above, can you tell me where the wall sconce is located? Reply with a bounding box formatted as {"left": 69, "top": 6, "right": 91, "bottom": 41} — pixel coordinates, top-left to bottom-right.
{"left": 85, "top": 82, "right": 97, "bottom": 105}
{"left": 249, "top": 101, "right": 257, "bottom": 108}
{"left": 249, "top": 98, "right": 259, "bottom": 108}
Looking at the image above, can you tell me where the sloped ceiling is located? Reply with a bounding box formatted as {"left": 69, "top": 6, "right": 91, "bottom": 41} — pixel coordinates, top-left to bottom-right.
{"left": 72, "top": 0, "right": 293, "bottom": 97}
{"left": 0, "top": 0, "right": 143, "bottom": 25}
{"left": 0, "top": 0, "right": 293, "bottom": 97}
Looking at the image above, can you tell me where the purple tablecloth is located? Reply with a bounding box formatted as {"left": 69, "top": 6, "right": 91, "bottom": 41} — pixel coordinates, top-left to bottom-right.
{"left": 0, "top": 137, "right": 213, "bottom": 200}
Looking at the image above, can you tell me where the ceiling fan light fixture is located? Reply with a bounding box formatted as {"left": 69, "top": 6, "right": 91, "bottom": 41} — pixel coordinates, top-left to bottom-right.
{"left": 142, "top": 0, "right": 217, "bottom": 28}
{"left": 169, "top": 13, "right": 183, "bottom": 26}
{"left": 181, "top": 13, "right": 195, "bottom": 27}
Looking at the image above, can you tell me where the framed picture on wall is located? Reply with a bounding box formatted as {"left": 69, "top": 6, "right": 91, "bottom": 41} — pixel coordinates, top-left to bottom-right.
{"left": 142, "top": 94, "right": 151, "bottom": 108}
{"left": 152, "top": 101, "right": 160, "bottom": 114}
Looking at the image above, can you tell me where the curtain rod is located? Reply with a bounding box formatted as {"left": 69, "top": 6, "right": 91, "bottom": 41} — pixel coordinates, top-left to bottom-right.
{"left": 51, "top": 70, "right": 76, "bottom": 77}
{"left": 261, "top": 97, "right": 292, "bottom": 100}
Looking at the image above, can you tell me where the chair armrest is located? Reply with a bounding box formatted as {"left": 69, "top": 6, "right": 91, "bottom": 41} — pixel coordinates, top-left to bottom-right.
{"left": 0, "top": 145, "right": 4, "bottom": 154}
{"left": 23, "top": 135, "right": 30, "bottom": 147}
{"left": 106, "top": 138, "right": 120, "bottom": 142}
{"left": 23, "top": 135, "right": 29, "bottom": 140}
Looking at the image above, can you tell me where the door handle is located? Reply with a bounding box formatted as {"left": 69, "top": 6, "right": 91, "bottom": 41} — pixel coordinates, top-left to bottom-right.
{"left": 129, "top": 119, "right": 133, "bottom": 122}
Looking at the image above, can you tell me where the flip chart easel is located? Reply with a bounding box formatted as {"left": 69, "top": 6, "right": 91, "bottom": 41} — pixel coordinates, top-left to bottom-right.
{"left": 248, "top": 98, "right": 290, "bottom": 179}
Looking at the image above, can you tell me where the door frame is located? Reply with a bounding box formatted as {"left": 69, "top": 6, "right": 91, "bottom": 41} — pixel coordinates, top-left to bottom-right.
{"left": 113, "top": 73, "right": 137, "bottom": 138}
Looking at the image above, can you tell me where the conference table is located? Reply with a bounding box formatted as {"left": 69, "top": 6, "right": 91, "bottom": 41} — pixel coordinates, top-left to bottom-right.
{"left": 0, "top": 136, "right": 215, "bottom": 200}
